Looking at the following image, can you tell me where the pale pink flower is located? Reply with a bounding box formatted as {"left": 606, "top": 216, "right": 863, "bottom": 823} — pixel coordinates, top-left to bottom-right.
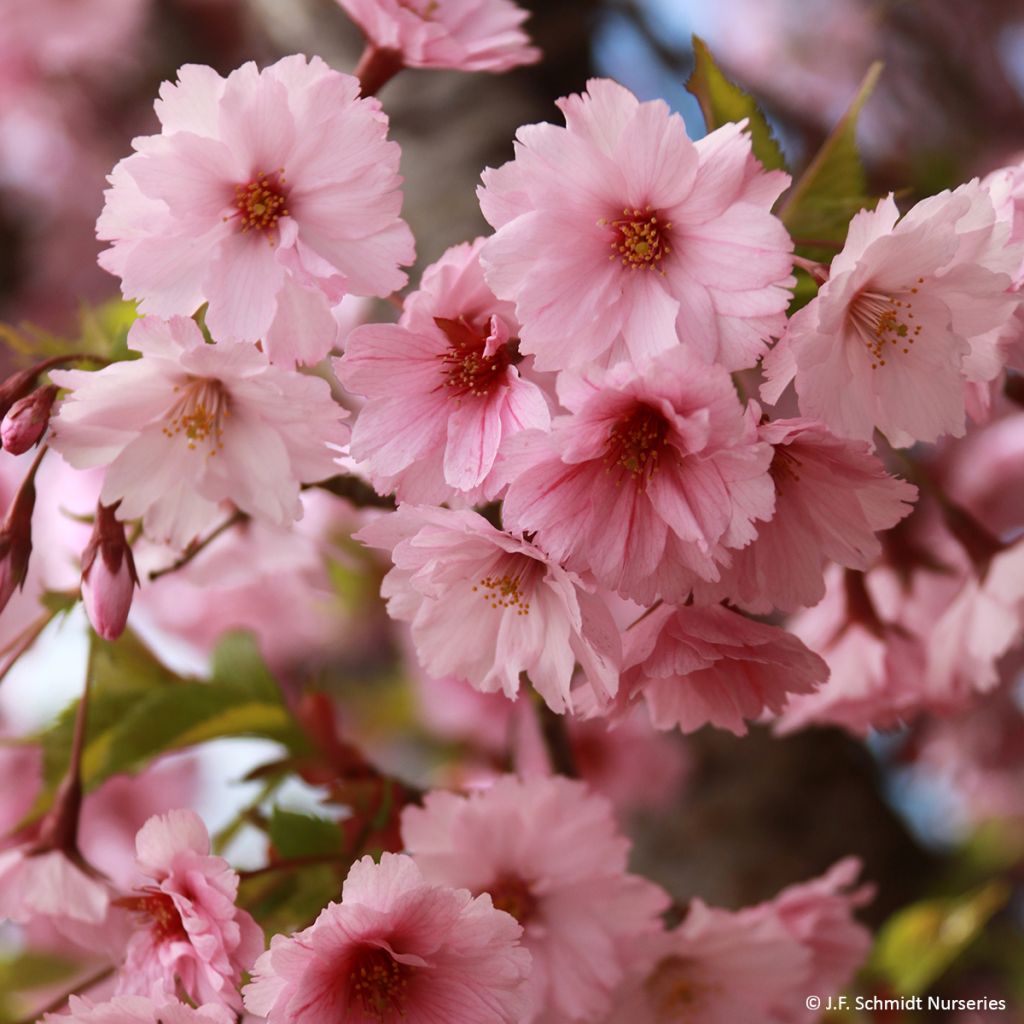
{"left": 356, "top": 505, "right": 621, "bottom": 712}
{"left": 501, "top": 348, "right": 775, "bottom": 604}
{"left": 44, "top": 995, "right": 234, "bottom": 1024}
{"left": 338, "top": 0, "right": 540, "bottom": 73}
{"left": 402, "top": 776, "right": 669, "bottom": 1024}
{"left": 49, "top": 316, "right": 347, "bottom": 549}
{"left": 762, "top": 185, "right": 1022, "bottom": 446}
{"left": 97, "top": 56, "right": 415, "bottom": 365}
{"left": 338, "top": 238, "right": 549, "bottom": 504}
{"left": 603, "top": 899, "right": 810, "bottom": 1024}
{"left": 697, "top": 417, "right": 917, "bottom": 612}
{"left": 982, "top": 159, "right": 1024, "bottom": 286}
{"left": 0, "top": 848, "right": 111, "bottom": 930}
{"left": 479, "top": 79, "right": 793, "bottom": 372}
{"left": 617, "top": 603, "right": 828, "bottom": 736}
{"left": 113, "top": 809, "right": 263, "bottom": 1009}
{"left": 244, "top": 851, "right": 530, "bottom": 1024}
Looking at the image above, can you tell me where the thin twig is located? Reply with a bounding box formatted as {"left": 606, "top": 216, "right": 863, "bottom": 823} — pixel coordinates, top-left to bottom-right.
{"left": 148, "top": 510, "right": 247, "bottom": 581}
{"left": 13, "top": 965, "right": 114, "bottom": 1024}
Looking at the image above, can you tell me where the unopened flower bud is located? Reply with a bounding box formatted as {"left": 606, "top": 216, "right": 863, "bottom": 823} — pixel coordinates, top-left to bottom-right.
{"left": 0, "top": 473, "right": 36, "bottom": 612}
{"left": 81, "top": 502, "right": 139, "bottom": 641}
{"left": 2, "top": 385, "right": 58, "bottom": 455}
{"left": 0, "top": 367, "right": 39, "bottom": 422}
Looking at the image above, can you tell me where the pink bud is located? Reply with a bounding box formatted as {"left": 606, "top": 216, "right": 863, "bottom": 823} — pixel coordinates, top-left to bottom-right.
{"left": 81, "top": 503, "right": 139, "bottom": 641}
{"left": 2, "top": 385, "right": 57, "bottom": 454}
{"left": 0, "top": 473, "right": 36, "bottom": 613}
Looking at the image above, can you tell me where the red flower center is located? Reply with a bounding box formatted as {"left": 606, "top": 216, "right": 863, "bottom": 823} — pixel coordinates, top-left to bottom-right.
{"left": 233, "top": 170, "right": 289, "bottom": 236}
{"left": 349, "top": 946, "right": 414, "bottom": 1022}
{"left": 607, "top": 206, "right": 672, "bottom": 272}
{"left": 848, "top": 280, "right": 924, "bottom": 369}
{"left": 487, "top": 873, "right": 538, "bottom": 924}
{"left": 113, "top": 889, "right": 188, "bottom": 943}
{"left": 436, "top": 316, "right": 514, "bottom": 399}
{"left": 604, "top": 404, "right": 670, "bottom": 488}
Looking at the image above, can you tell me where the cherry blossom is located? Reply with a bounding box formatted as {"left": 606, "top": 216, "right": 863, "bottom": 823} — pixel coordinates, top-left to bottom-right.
{"left": 338, "top": 0, "right": 540, "bottom": 75}
{"left": 401, "top": 776, "right": 669, "bottom": 1024}
{"left": 113, "top": 810, "right": 263, "bottom": 1009}
{"left": 44, "top": 996, "right": 234, "bottom": 1024}
{"left": 501, "top": 348, "right": 775, "bottom": 604}
{"left": 479, "top": 79, "right": 793, "bottom": 372}
{"left": 356, "top": 505, "right": 621, "bottom": 712}
{"left": 339, "top": 238, "right": 549, "bottom": 504}
{"left": 244, "top": 852, "right": 530, "bottom": 1024}
{"left": 97, "top": 56, "right": 415, "bottom": 365}
{"left": 617, "top": 603, "right": 828, "bottom": 735}
{"left": 762, "top": 185, "right": 1023, "bottom": 446}
{"left": 49, "top": 316, "right": 347, "bottom": 548}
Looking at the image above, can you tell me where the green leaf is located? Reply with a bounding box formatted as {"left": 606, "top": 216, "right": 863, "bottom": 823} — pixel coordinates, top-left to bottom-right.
{"left": 779, "top": 62, "right": 883, "bottom": 254}
{"left": 268, "top": 807, "right": 344, "bottom": 859}
{"left": 870, "top": 881, "right": 1009, "bottom": 995}
{"left": 0, "top": 950, "right": 79, "bottom": 994}
{"left": 686, "top": 35, "right": 787, "bottom": 173}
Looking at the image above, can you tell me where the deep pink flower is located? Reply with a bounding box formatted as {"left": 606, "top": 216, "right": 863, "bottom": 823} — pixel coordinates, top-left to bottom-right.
{"left": 44, "top": 996, "right": 234, "bottom": 1024}
{"left": 97, "top": 56, "right": 415, "bottom": 365}
{"left": 338, "top": 0, "right": 540, "bottom": 73}
{"left": 244, "top": 851, "right": 530, "bottom": 1024}
{"left": 501, "top": 348, "right": 775, "bottom": 604}
{"left": 356, "top": 505, "right": 621, "bottom": 712}
{"left": 339, "top": 238, "right": 549, "bottom": 504}
{"left": 402, "top": 776, "right": 669, "bottom": 1024}
{"left": 763, "top": 186, "right": 1022, "bottom": 446}
{"left": 49, "top": 316, "right": 347, "bottom": 548}
{"left": 697, "top": 417, "right": 917, "bottom": 612}
{"left": 113, "top": 809, "right": 263, "bottom": 1009}
{"left": 617, "top": 603, "right": 828, "bottom": 735}
{"left": 479, "top": 79, "right": 793, "bottom": 372}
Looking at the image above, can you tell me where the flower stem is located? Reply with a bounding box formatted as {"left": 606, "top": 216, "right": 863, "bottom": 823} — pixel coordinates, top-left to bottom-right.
{"left": 354, "top": 44, "right": 405, "bottom": 96}
{"left": 147, "top": 509, "right": 247, "bottom": 581}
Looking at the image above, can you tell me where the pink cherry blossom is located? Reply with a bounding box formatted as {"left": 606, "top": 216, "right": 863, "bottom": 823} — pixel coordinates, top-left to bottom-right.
{"left": 616, "top": 603, "right": 828, "bottom": 736}
{"left": 762, "top": 185, "right": 1022, "bottom": 446}
{"left": 982, "top": 158, "right": 1024, "bottom": 287}
{"left": 97, "top": 56, "right": 415, "bottom": 365}
{"left": 479, "top": 79, "right": 793, "bottom": 372}
{"left": 402, "top": 775, "right": 669, "bottom": 1024}
{"left": 697, "top": 417, "right": 917, "bottom": 612}
{"left": 338, "top": 0, "right": 540, "bottom": 73}
{"left": 243, "top": 851, "right": 530, "bottom": 1024}
{"left": 338, "top": 238, "right": 549, "bottom": 504}
{"left": 0, "top": 848, "right": 111, "bottom": 931}
{"left": 113, "top": 809, "right": 263, "bottom": 1009}
{"left": 355, "top": 505, "right": 621, "bottom": 712}
{"left": 49, "top": 316, "right": 347, "bottom": 548}
{"left": 44, "top": 995, "right": 234, "bottom": 1024}
{"left": 501, "top": 348, "right": 775, "bottom": 604}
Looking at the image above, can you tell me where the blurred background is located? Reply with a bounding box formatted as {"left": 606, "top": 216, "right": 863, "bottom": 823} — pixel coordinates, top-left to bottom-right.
{"left": 4, "top": 0, "right": 1024, "bottom": 1018}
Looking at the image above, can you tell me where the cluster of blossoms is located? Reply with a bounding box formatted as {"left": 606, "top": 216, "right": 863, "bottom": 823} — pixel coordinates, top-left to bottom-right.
{"left": 2, "top": 0, "right": 1024, "bottom": 1020}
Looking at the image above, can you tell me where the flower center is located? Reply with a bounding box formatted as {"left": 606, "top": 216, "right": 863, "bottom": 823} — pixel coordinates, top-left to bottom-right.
{"left": 604, "top": 206, "right": 672, "bottom": 272}
{"left": 232, "top": 169, "right": 289, "bottom": 236}
{"left": 471, "top": 553, "right": 540, "bottom": 616}
{"left": 162, "top": 378, "right": 230, "bottom": 455}
{"left": 848, "top": 281, "right": 924, "bottom": 369}
{"left": 113, "top": 889, "right": 187, "bottom": 943}
{"left": 769, "top": 445, "right": 802, "bottom": 491}
{"left": 349, "top": 947, "right": 413, "bottom": 1023}
{"left": 604, "top": 404, "right": 670, "bottom": 488}
{"left": 644, "top": 955, "right": 707, "bottom": 1022}
{"left": 435, "top": 316, "right": 514, "bottom": 400}
{"left": 487, "top": 874, "right": 537, "bottom": 924}
{"left": 396, "top": 0, "right": 439, "bottom": 16}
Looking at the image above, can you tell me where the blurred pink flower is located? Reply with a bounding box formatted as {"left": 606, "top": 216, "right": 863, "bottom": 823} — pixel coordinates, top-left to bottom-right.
{"left": 50, "top": 316, "right": 347, "bottom": 548}
{"left": 356, "top": 505, "right": 621, "bottom": 712}
{"left": 501, "top": 348, "right": 774, "bottom": 604}
{"left": 244, "top": 851, "right": 530, "bottom": 1024}
{"left": 339, "top": 238, "right": 549, "bottom": 503}
{"left": 479, "top": 80, "right": 793, "bottom": 372}
{"left": 763, "top": 186, "right": 1022, "bottom": 446}
{"left": 0, "top": 848, "right": 110, "bottom": 929}
{"left": 338, "top": 0, "right": 540, "bottom": 73}
{"left": 45, "top": 995, "right": 234, "bottom": 1024}
{"left": 401, "top": 775, "right": 669, "bottom": 1024}
{"left": 114, "top": 809, "right": 263, "bottom": 1009}
{"left": 97, "top": 56, "right": 415, "bottom": 365}
{"left": 618, "top": 603, "right": 828, "bottom": 736}
{"left": 698, "top": 417, "right": 917, "bottom": 612}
